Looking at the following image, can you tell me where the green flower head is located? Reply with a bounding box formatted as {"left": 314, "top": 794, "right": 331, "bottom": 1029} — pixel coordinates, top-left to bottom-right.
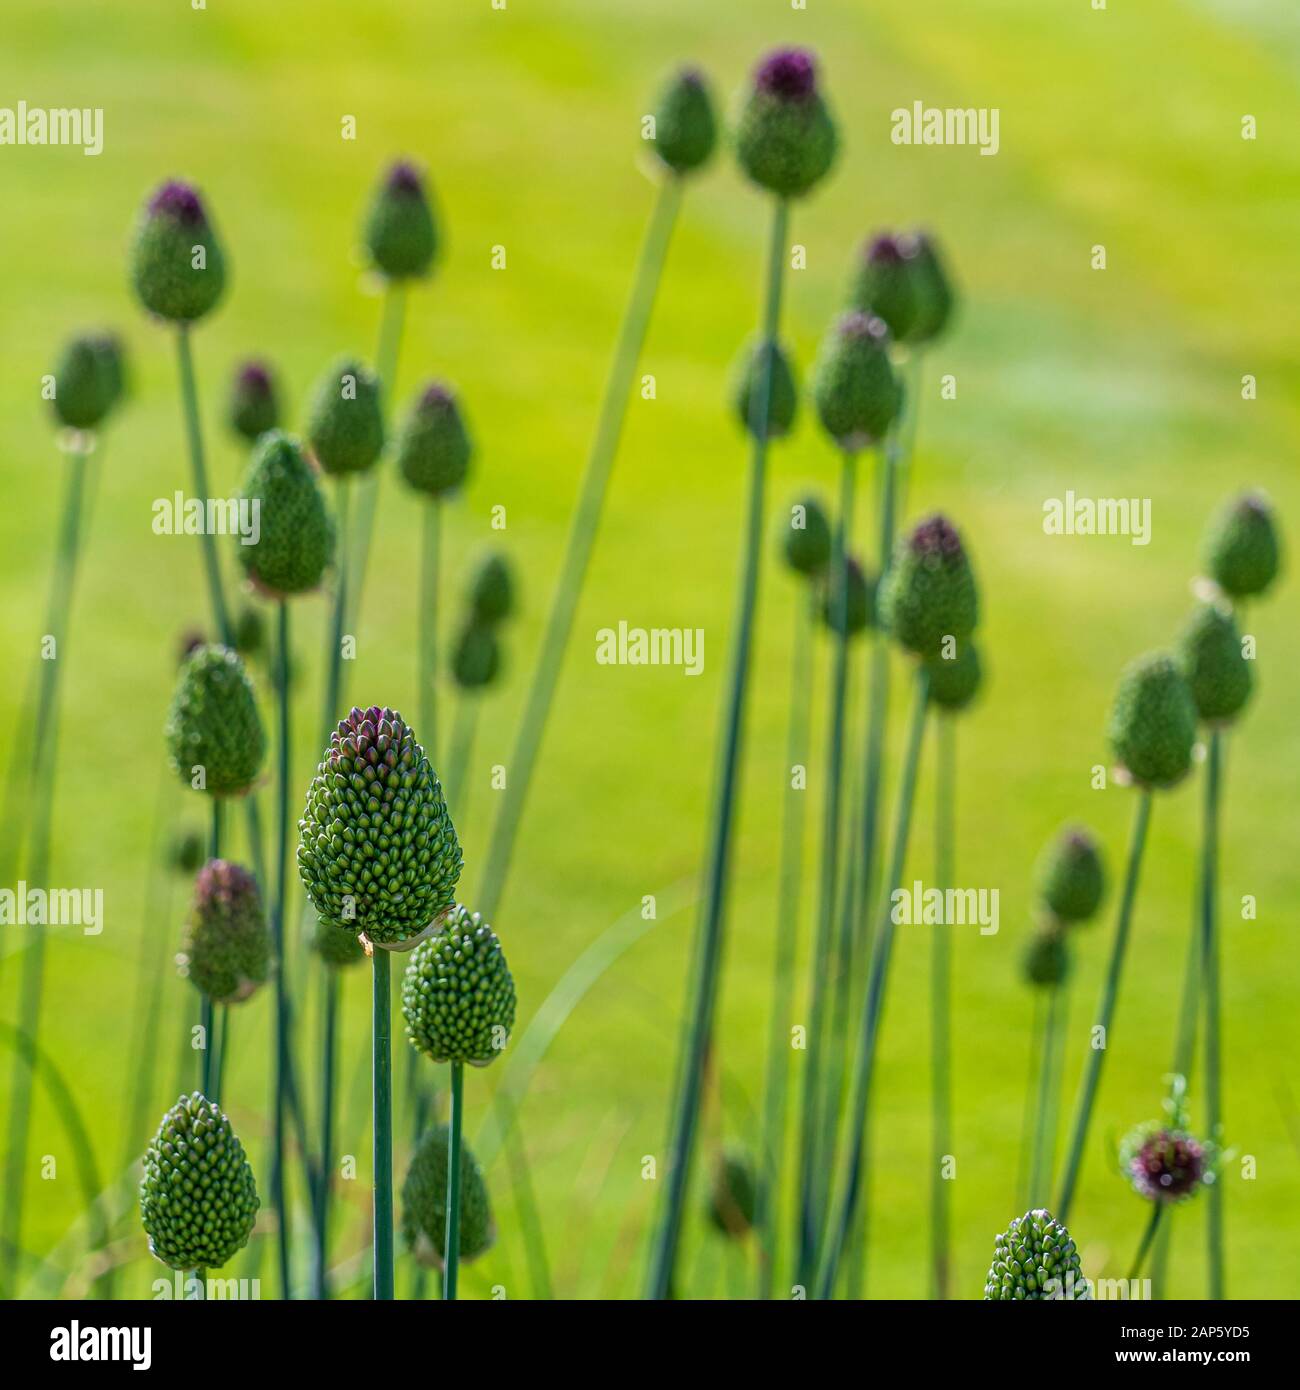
{"left": 848, "top": 231, "right": 955, "bottom": 346}
{"left": 1035, "top": 825, "right": 1105, "bottom": 924}
{"left": 733, "top": 338, "right": 798, "bottom": 441}
{"left": 735, "top": 48, "right": 838, "bottom": 199}
{"left": 468, "top": 551, "right": 514, "bottom": 627}
{"left": 50, "top": 332, "right": 126, "bottom": 430}
{"left": 820, "top": 555, "right": 874, "bottom": 638}
{"left": 1022, "top": 924, "right": 1070, "bottom": 988}
{"left": 228, "top": 361, "right": 279, "bottom": 443}
{"left": 1176, "top": 603, "right": 1253, "bottom": 726}
{"left": 811, "top": 311, "right": 901, "bottom": 448}
{"left": 165, "top": 644, "right": 266, "bottom": 797}
{"left": 983, "top": 1209, "right": 1090, "bottom": 1300}
{"left": 397, "top": 383, "right": 472, "bottom": 498}
{"left": 1107, "top": 652, "right": 1197, "bottom": 789}
{"left": 780, "top": 494, "right": 832, "bottom": 577}
{"left": 880, "top": 514, "right": 979, "bottom": 658}
{"left": 1202, "top": 492, "right": 1281, "bottom": 600}
{"left": 306, "top": 357, "right": 385, "bottom": 477}
{"left": 236, "top": 431, "right": 335, "bottom": 599}
{"left": 312, "top": 914, "right": 367, "bottom": 969}
{"left": 651, "top": 66, "right": 718, "bottom": 175}
{"left": 364, "top": 160, "right": 438, "bottom": 280}
{"left": 402, "top": 1123, "right": 494, "bottom": 1266}
{"left": 181, "top": 859, "right": 270, "bottom": 1004}
{"left": 925, "top": 639, "right": 982, "bottom": 713}
{"left": 450, "top": 620, "right": 501, "bottom": 691}
{"left": 130, "top": 180, "right": 227, "bottom": 323}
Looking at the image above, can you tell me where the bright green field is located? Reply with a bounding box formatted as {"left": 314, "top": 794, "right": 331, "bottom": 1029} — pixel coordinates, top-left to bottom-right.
{"left": 1, "top": 0, "right": 1297, "bottom": 1299}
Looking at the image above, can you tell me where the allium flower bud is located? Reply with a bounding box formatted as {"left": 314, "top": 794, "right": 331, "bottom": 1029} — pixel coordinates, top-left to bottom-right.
{"left": 1176, "top": 604, "right": 1253, "bottom": 725}
{"left": 233, "top": 604, "right": 265, "bottom": 660}
{"left": 781, "top": 494, "right": 832, "bottom": 577}
{"left": 170, "top": 827, "right": 205, "bottom": 875}
{"left": 402, "top": 1123, "right": 495, "bottom": 1266}
{"left": 811, "top": 312, "right": 901, "bottom": 448}
{"left": 1120, "top": 1121, "right": 1209, "bottom": 1204}
{"left": 130, "top": 180, "right": 227, "bottom": 322}
{"left": 312, "top": 915, "right": 366, "bottom": 969}
{"left": 165, "top": 645, "right": 266, "bottom": 797}
{"left": 1035, "top": 826, "right": 1105, "bottom": 924}
{"left": 363, "top": 160, "right": 438, "bottom": 281}
{"left": 880, "top": 514, "right": 979, "bottom": 659}
{"left": 297, "top": 706, "right": 461, "bottom": 946}
{"left": 903, "top": 232, "right": 956, "bottom": 343}
{"left": 397, "top": 383, "right": 471, "bottom": 498}
{"left": 735, "top": 48, "right": 838, "bottom": 199}
{"left": 181, "top": 860, "right": 270, "bottom": 1004}
{"left": 236, "top": 432, "right": 335, "bottom": 599}
{"left": 848, "top": 232, "right": 954, "bottom": 345}
{"left": 983, "top": 1209, "right": 1090, "bottom": 1300}
{"left": 49, "top": 332, "right": 126, "bottom": 430}
{"left": 706, "top": 1148, "right": 759, "bottom": 1238}
{"left": 228, "top": 360, "right": 279, "bottom": 443}
{"left": 450, "top": 621, "right": 501, "bottom": 691}
{"left": 925, "top": 640, "right": 982, "bottom": 713}
{"left": 468, "top": 552, "right": 514, "bottom": 627}
{"left": 1202, "top": 492, "right": 1281, "bottom": 600}
{"left": 651, "top": 66, "right": 718, "bottom": 175}
{"left": 306, "top": 357, "right": 385, "bottom": 477}
{"left": 402, "top": 905, "right": 516, "bottom": 1066}
{"left": 820, "top": 555, "right": 874, "bottom": 638}
{"left": 1107, "top": 653, "right": 1197, "bottom": 789}
{"left": 1022, "top": 924, "right": 1070, "bottom": 988}
{"left": 732, "top": 338, "right": 798, "bottom": 441}
{"left": 140, "top": 1092, "right": 259, "bottom": 1271}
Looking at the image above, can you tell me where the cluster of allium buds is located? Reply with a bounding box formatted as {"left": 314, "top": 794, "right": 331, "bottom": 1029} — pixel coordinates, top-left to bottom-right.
{"left": 780, "top": 494, "right": 832, "bottom": 578}
{"left": 733, "top": 338, "right": 798, "bottom": 442}
{"left": 651, "top": 66, "right": 718, "bottom": 176}
{"left": 364, "top": 160, "right": 439, "bottom": 281}
{"left": 1176, "top": 602, "right": 1253, "bottom": 726}
{"left": 811, "top": 311, "right": 900, "bottom": 449}
{"left": 49, "top": 332, "right": 127, "bottom": 431}
{"left": 1107, "top": 652, "right": 1197, "bottom": 789}
{"left": 306, "top": 357, "right": 385, "bottom": 476}
{"left": 1202, "top": 492, "right": 1281, "bottom": 600}
{"left": 180, "top": 859, "right": 270, "bottom": 1004}
{"left": 130, "top": 180, "right": 227, "bottom": 323}
{"left": 735, "top": 48, "right": 838, "bottom": 199}
{"left": 983, "top": 1208, "right": 1090, "bottom": 1300}
{"left": 1120, "top": 1121, "right": 1211, "bottom": 1205}
{"left": 397, "top": 382, "right": 472, "bottom": 498}
{"left": 165, "top": 644, "right": 266, "bottom": 797}
{"left": 227, "top": 360, "right": 279, "bottom": 443}
{"left": 402, "top": 1123, "right": 495, "bottom": 1266}
{"left": 848, "top": 231, "right": 955, "bottom": 346}
{"left": 236, "top": 432, "right": 335, "bottom": 599}
{"left": 881, "top": 513, "right": 979, "bottom": 660}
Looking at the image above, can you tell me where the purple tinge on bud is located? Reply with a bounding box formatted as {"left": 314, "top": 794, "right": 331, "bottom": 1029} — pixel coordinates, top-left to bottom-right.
{"left": 910, "top": 513, "right": 964, "bottom": 559}
{"left": 838, "top": 309, "right": 889, "bottom": 344}
{"left": 193, "top": 859, "right": 259, "bottom": 915}
{"left": 420, "top": 382, "right": 454, "bottom": 410}
{"left": 755, "top": 48, "right": 816, "bottom": 101}
{"left": 1129, "top": 1131, "right": 1207, "bottom": 1202}
{"left": 149, "top": 179, "right": 206, "bottom": 224}
{"left": 386, "top": 160, "right": 424, "bottom": 196}
{"left": 866, "top": 233, "right": 906, "bottom": 265}
{"left": 236, "top": 361, "right": 272, "bottom": 393}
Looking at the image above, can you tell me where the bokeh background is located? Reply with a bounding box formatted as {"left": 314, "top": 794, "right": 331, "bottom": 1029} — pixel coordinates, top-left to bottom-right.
{"left": 1, "top": 0, "right": 1296, "bottom": 1298}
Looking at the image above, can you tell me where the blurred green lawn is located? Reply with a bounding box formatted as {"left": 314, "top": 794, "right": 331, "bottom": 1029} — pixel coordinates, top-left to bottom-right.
{"left": 1, "top": 0, "right": 1297, "bottom": 1298}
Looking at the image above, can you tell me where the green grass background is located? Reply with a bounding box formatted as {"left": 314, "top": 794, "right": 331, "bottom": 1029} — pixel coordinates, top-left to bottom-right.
{"left": 1, "top": 0, "right": 1296, "bottom": 1298}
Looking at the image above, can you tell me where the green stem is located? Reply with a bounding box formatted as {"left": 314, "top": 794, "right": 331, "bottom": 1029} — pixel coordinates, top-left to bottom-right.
{"left": 444, "top": 1061, "right": 464, "bottom": 1300}
{"left": 1027, "top": 981, "right": 1063, "bottom": 1208}
{"left": 1128, "top": 1201, "right": 1164, "bottom": 1282}
{"left": 1056, "top": 790, "right": 1153, "bottom": 1223}
{"left": 1201, "top": 727, "right": 1224, "bottom": 1299}
{"left": 321, "top": 477, "right": 353, "bottom": 744}
{"left": 419, "top": 498, "right": 442, "bottom": 763}
{"left": 755, "top": 594, "right": 814, "bottom": 1299}
{"left": 443, "top": 695, "right": 479, "bottom": 821}
{"left": 312, "top": 967, "right": 340, "bottom": 1300}
{"left": 930, "top": 715, "right": 955, "bottom": 1299}
{"left": 644, "top": 195, "right": 788, "bottom": 1301}
{"left": 272, "top": 601, "right": 292, "bottom": 1298}
{"left": 1015, "top": 989, "right": 1045, "bottom": 1211}
{"left": 814, "top": 667, "right": 930, "bottom": 1299}
{"left": 477, "top": 175, "right": 684, "bottom": 924}
{"left": 372, "top": 949, "right": 394, "bottom": 1300}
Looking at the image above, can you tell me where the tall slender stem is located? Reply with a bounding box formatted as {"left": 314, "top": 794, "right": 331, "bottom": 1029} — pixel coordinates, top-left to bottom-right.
{"left": 443, "top": 696, "right": 479, "bottom": 821}
{"left": 372, "top": 948, "right": 394, "bottom": 1300}
{"left": 1056, "top": 790, "right": 1153, "bottom": 1222}
{"left": 444, "top": 1060, "right": 464, "bottom": 1300}
{"left": 929, "top": 715, "right": 955, "bottom": 1299}
{"left": 1027, "top": 981, "right": 1063, "bottom": 1207}
{"left": 477, "top": 175, "right": 684, "bottom": 923}
{"left": 815, "top": 667, "right": 929, "bottom": 1299}
{"left": 321, "top": 477, "right": 353, "bottom": 744}
{"left": 272, "top": 601, "right": 292, "bottom": 1298}
{"left": 312, "top": 967, "right": 340, "bottom": 1300}
{"left": 1201, "top": 728, "right": 1224, "bottom": 1298}
{"left": 644, "top": 196, "right": 788, "bottom": 1300}
{"left": 1016, "top": 989, "right": 1045, "bottom": 1210}
{"left": 419, "top": 498, "right": 442, "bottom": 764}
{"left": 1128, "top": 1202, "right": 1164, "bottom": 1282}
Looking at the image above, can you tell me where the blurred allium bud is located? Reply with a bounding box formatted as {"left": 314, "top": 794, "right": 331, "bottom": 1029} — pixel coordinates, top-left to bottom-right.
{"left": 169, "top": 827, "right": 206, "bottom": 875}
{"left": 1022, "top": 923, "right": 1070, "bottom": 988}
{"left": 651, "top": 66, "right": 718, "bottom": 175}
{"left": 780, "top": 494, "right": 832, "bottom": 577}
{"left": 402, "top": 1123, "right": 495, "bottom": 1266}
{"left": 236, "top": 432, "right": 335, "bottom": 599}
{"left": 165, "top": 644, "right": 266, "bottom": 797}
{"left": 364, "top": 160, "right": 438, "bottom": 281}
{"left": 130, "top": 180, "right": 227, "bottom": 322}
{"left": 983, "top": 1209, "right": 1090, "bottom": 1300}
{"left": 450, "top": 620, "right": 501, "bottom": 691}
{"left": 312, "top": 914, "right": 367, "bottom": 969}
{"left": 706, "top": 1148, "right": 759, "bottom": 1238}
{"left": 140, "top": 1092, "right": 259, "bottom": 1271}
{"left": 397, "top": 383, "right": 472, "bottom": 498}
{"left": 298, "top": 706, "right": 460, "bottom": 946}
{"left": 49, "top": 332, "right": 126, "bottom": 430}
{"left": 181, "top": 859, "right": 270, "bottom": 1004}
{"left": 811, "top": 311, "right": 900, "bottom": 448}
{"left": 306, "top": 357, "right": 385, "bottom": 476}
{"left": 402, "top": 905, "right": 516, "bottom": 1065}
{"left": 1035, "top": 825, "right": 1105, "bottom": 925}
{"left": 1176, "top": 604, "right": 1253, "bottom": 726}
{"left": 233, "top": 604, "right": 265, "bottom": 661}
{"left": 1120, "top": 1121, "right": 1210, "bottom": 1204}
{"left": 925, "top": 639, "right": 982, "bottom": 713}
{"left": 732, "top": 338, "right": 798, "bottom": 441}
{"left": 468, "top": 552, "right": 514, "bottom": 627}
{"left": 848, "top": 231, "right": 954, "bottom": 346}
{"left": 1107, "top": 653, "right": 1197, "bottom": 789}
{"left": 735, "top": 48, "right": 838, "bottom": 199}
{"left": 228, "top": 360, "right": 279, "bottom": 443}
{"left": 820, "top": 555, "right": 874, "bottom": 638}
{"left": 1202, "top": 492, "right": 1281, "bottom": 600}
{"left": 880, "top": 514, "right": 979, "bottom": 658}
{"left": 902, "top": 232, "right": 956, "bottom": 343}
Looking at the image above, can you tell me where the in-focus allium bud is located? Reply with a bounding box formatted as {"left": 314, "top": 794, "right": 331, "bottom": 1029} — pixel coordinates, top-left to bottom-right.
{"left": 735, "top": 48, "right": 838, "bottom": 199}
{"left": 450, "top": 620, "right": 501, "bottom": 691}
{"left": 983, "top": 1209, "right": 1090, "bottom": 1300}
{"left": 780, "top": 494, "right": 832, "bottom": 577}
{"left": 236, "top": 432, "right": 334, "bottom": 599}
{"left": 1202, "top": 492, "right": 1281, "bottom": 600}
{"left": 880, "top": 514, "right": 979, "bottom": 659}
{"left": 140, "top": 1092, "right": 259, "bottom": 1271}
{"left": 811, "top": 311, "right": 900, "bottom": 448}
{"left": 1035, "top": 825, "right": 1105, "bottom": 924}
{"left": 402, "top": 905, "right": 516, "bottom": 1065}
{"left": 1120, "top": 1121, "right": 1210, "bottom": 1204}
{"left": 169, "top": 827, "right": 205, "bottom": 876}
{"left": 181, "top": 859, "right": 270, "bottom": 1004}
{"left": 49, "top": 332, "right": 126, "bottom": 430}
{"left": 1107, "top": 653, "right": 1197, "bottom": 789}
{"left": 312, "top": 914, "right": 367, "bottom": 969}
{"left": 402, "top": 1123, "right": 495, "bottom": 1266}
{"left": 306, "top": 358, "right": 385, "bottom": 476}
{"left": 468, "top": 552, "right": 514, "bottom": 627}
{"left": 1176, "top": 604, "right": 1253, "bottom": 726}
{"left": 902, "top": 231, "right": 956, "bottom": 343}
{"left": 165, "top": 645, "right": 266, "bottom": 797}
{"left": 363, "top": 160, "right": 438, "bottom": 280}
{"left": 706, "top": 1148, "right": 759, "bottom": 1238}
{"left": 130, "top": 180, "right": 227, "bottom": 322}
{"left": 925, "top": 640, "right": 982, "bottom": 713}
{"left": 820, "top": 555, "right": 874, "bottom": 638}
{"left": 297, "top": 706, "right": 461, "bottom": 946}
{"left": 228, "top": 360, "right": 279, "bottom": 443}
{"left": 233, "top": 605, "right": 264, "bottom": 660}
{"left": 1022, "top": 924, "right": 1070, "bottom": 988}
{"left": 733, "top": 338, "right": 798, "bottom": 441}
{"left": 651, "top": 66, "right": 718, "bottom": 175}
{"left": 397, "top": 383, "right": 472, "bottom": 498}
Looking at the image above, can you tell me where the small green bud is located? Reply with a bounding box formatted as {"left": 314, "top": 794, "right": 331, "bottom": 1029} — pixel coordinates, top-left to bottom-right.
{"left": 181, "top": 859, "right": 270, "bottom": 1004}
{"left": 983, "top": 1209, "right": 1090, "bottom": 1299}
{"left": 1107, "top": 652, "right": 1197, "bottom": 789}
{"left": 233, "top": 605, "right": 265, "bottom": 660}
{"left": 1022, "top": 924, "right": 1070, "bottom": 988}
{"left": 848, "top": 231, "right": 955, "bottom": 345}
{"left": 1176, "top": 603, "right": 1253, "bottom": 726}
{"left": 468, "top": 552, "right": 514, "bottom": 626}
{"left": 49, "top": 332, "right": 126, "bottom": 430}
{"left": 706, "top": 1148, "right": 759, "bottom": 1238}
{"left": 651, "top": 67, "right": 717, "bottom": 175}
{"left": 312, "top": 915, "right": 367, "bottom": 969}
{"left": 397, "top": 383, "right": 471, "bottom": 498}
{"left": 780, "top": 494, "right": 832, "bottom": 577}
{"left": 402, "top": 1123, "right": 494, "bottom": 1265}
{"left": 169, "top": 827, "right": 206, "bottom": 876}
{"left": 733, "top": 338, "right": 798, "bottom": 441}
{"left": 450, "top": 621, "right": 501, "bottom": 691}
{"left": 130, "top": 180, "right": 227, "bottom": 323}
{"left": 1035, "top": 826, "right": 1105, "bottom": 924}
{"left": 904, "top": 232, "right": 956, "bottom": 343}
{"left": 880, "top": 514, "right": 979, "bottom": 658}
{"left": 925, "top": 640, "right": 982, "bottom": 713}
{"left": 165, "top": 645, "right": 266, "bottom": 797}
{"left": 306, "top": 357, "right": 385, "bottom": 477}
{"left": 236, "top": 432, "right": 335, "bottom": 599}
{"left": 811, "top": 311, "right": 900, "bottom": 448}
{"left": 735, "top": 48, "right": 838, "bottom": 199}
{"left": 228, "top": 361, "right": 279, "bottom": 443}
{"left": 820, "top": 555, "right": 874, "bottom": 638}
{"left": 363, "top": 161, "right": 438, "bottom": 280}
{"left": 1202, "top": 492, "right": 1281, "bottom": 600}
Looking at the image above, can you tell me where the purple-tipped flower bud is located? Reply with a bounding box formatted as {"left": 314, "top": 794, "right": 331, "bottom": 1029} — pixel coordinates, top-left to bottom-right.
{"left": 130, "top": 180, "right": 227, "bottom": 322}
{"left": 228, "top": 360, "right": 279, "bottom": 443}
{"left": 397, "top": 383, "right": 471, "bottom": 498}
{"left": 181, "top": 859, "right": 270, "bottom": 1004}
{"left": 364, "top": 160, "right": 438, "bottom": 280}
{"left": 780, "top": 494, "right": 833, "bottom": 577}
{"left": 49, "top": 332, "right": 126, "bottom": 430}
{"left": 1107, "top": 652, "right": 1197, "bottom": 790}
{"left": 1035, "top": 825, "right": 1105, "bottom": 924}
{"left": 236, "top": 432, "right": 335, "bottom": 599}
{"left": 848, "top": 231, "right": 955, "bottom": 345}
{"left": 1202, "top": 492, "right": 1281, "bottom": 600}
{"left": 880, "top": 514, "right": 979, "bottom": 658}
{"left": 925, "top": 639, "right": 982, "bottom": 713}
{"left": 735, "top": 48, "right": 838, "bottom": 199}
{"left": 811, "top": 312, "right": 901, "bottom": 448}
{"left": 1120, "top": 1122, "right": 1210, "bottom": 1204}
{"left": 820, "top": 555, "right": 875, "bottom": 638}
{"left": 1176, "top": 603, "right": 1253, "bottom": 726}
{"left": 733, "top": 338, "right": 798, "bottom": 440}
{"left": 165, "top": 644, "right": 266, "bottom": 797}
{"left": 306, "top": 357, "right": 385, "bottom": 476}
{"left": 651, "top": 66, "right": 718, "bottom": 175}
